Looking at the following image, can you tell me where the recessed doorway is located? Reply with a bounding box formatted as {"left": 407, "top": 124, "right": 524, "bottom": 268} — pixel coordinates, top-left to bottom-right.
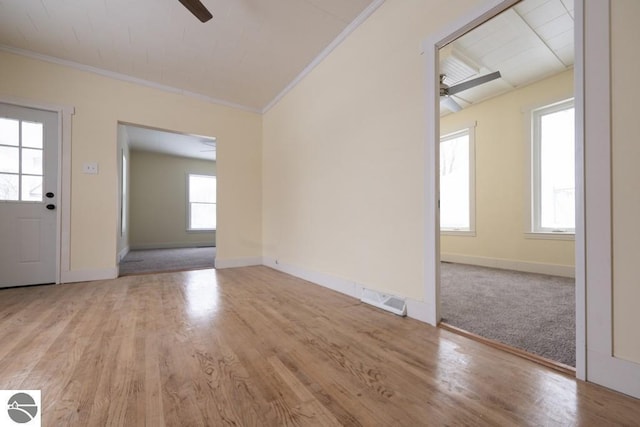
{"left": 117, "top": 123, "right": 217, "bottom": 276}
{"left": 427, "top": 0, "right": 578, "bottom": 373}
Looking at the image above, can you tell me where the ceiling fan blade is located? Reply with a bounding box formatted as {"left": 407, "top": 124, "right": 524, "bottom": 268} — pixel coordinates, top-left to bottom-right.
{"left": 179, "top": 0, "right": 213, "bottom": 23}
{"left": 447, "top": 71, "right": 501, "bottom": 96}
{"left": 441, "top": 96, "right": 463, "bottom": 113}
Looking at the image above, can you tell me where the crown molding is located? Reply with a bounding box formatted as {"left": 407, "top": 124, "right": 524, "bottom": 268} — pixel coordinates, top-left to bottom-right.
{"left": 0, "top": 44, "right": 261, "bottom": 114}
{"left": 1, "top": 1, "right": 385, "bottom": 116}
{"left": 262, "top": 0, "right": 386, "bottom": 114}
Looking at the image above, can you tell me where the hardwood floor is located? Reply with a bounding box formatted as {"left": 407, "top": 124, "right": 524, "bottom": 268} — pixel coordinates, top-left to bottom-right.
{"left": 0, "top": 266, "right": 638, "bottom": 426}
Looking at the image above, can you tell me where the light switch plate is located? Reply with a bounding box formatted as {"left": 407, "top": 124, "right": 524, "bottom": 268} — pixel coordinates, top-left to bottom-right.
{"left": 83, "top": 162, "right": 99, "bottom": 174}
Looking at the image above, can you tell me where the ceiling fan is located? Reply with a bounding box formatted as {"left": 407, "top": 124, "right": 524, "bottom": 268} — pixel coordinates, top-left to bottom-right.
{"left": 179, "top": 0, "right": 213, "bottom": 23}
{"left": 440, "top": 71, "right": 502, "bottom": 112}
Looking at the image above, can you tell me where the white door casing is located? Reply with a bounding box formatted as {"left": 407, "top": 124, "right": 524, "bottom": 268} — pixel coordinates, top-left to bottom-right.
{"left": 582, "top": 0, "right": 640, "bottom": 399}
{"left": 422, "top": 0, "right": 585, "bottom": 377}
{"left": 424, "top": 0, "right": 640, "bottom": 399}
{"left": 0, "top": 103, "right": 58, "bottom": 287}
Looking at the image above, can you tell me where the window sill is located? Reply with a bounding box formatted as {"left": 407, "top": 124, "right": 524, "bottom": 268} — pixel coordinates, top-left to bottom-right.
{"left": 187, "top": 228, "right": 216, "bottom": 233}
{"left": 525, "top": 232, "right": 574, "bottom": 241}
{"left": 441, "top": 230, "right": 476, "bottom": 237}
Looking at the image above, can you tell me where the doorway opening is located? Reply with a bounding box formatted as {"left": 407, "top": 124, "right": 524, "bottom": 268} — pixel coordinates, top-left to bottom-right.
{"left": 117, "top": 123, "right": 217, "bottom": 276}
{"left": 427, "top": 0, "right": 579, "bottom": 374}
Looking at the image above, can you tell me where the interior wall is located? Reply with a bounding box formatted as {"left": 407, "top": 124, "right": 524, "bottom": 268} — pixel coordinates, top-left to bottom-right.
{"left": 0, "top": 50, "right": 262, "bottom": 275}
{"left": 116, "top": 124, "right": 130, "bottom": 259}
{"left": 611, "top": 0, "right": 640, "bottom": 364}
{"left": 263, "top": 0, "right": 483, "bottom": 301}
{"left": 440, "top": 70, "right": 575, "bottom": 274}
{"left": 129, "top": 150, "right": 216, "bottom": 249}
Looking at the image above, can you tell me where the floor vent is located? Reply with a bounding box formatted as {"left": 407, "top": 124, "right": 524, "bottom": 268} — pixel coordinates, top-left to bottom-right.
{"left": 360, "top": 288, "right": 407, "bottom": 317}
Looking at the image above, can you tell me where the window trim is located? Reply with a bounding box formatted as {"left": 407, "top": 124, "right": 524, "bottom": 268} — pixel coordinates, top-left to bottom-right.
{"left": 527, "top": 98, "right": 575, "bottom": 237}
{"left": 187, "top": 173, "right": 216, "bottom": 232}
{"left": 439, "top": 122, "right": 476, "bottom": 235}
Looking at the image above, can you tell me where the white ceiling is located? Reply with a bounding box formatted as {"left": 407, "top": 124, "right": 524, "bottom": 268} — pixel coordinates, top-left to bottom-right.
{"left": 0, "top": 0, "right": 377, "bottom": 112}
{"left": 1, "top": 0, "right": 574, "bottom": 158}
{"left": 440, "top": 0, "right": 574, "bottom": 114}
{"left": 123, "top": 124, "right": 216, "bottom": 161}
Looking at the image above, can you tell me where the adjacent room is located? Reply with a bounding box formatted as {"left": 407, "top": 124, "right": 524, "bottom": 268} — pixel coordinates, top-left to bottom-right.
{"left": 0, "top": 0, "right": 639, "bottom": 424}
{"left": 117, "top": 124, "right": 217, "bottom": 276}
{"left": 437, "top": 0, "right": 576, "bottom": 370}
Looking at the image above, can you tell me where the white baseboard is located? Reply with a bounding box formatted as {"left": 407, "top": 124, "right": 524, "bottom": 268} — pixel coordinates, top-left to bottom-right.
{"left": 262, "top": 257, "right": 431, "bottom": 324}
{"left": 215, "top": 257, "right": 262, "bottom": 269}
{"left": 263, "top": 257, "right": 359, "bottom": 298}
{"left": 61, "top": 268, "right": 118, "bottom": 284}
{"left": 130, "top": 242, "right": 216, "bottom": 250}
{"left": 117, "top": 246, "right": 130, "bottom": 263}
{"left": 440, "top": 253, "right": 575, "bottom": 278}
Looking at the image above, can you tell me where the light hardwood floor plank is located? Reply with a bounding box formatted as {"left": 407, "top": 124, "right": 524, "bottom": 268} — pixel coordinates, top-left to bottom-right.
{"left": 0, "top": 266, "right": 638, "bottom": 426}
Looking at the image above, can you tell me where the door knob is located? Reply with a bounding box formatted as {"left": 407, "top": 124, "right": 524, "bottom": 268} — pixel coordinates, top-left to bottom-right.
{"left": 46, "top": 192, "right": 54, "bottom": 198}
{"left": 46, "top": 204, "right": 56, "bottom": 210}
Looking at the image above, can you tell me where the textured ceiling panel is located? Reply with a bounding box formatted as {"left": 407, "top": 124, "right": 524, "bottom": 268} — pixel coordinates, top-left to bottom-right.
{"left": 440, "top": 0, "right": 574, "bottom": 114}
{"left": 0, "top": 0, "right": 375, "bottom": 111}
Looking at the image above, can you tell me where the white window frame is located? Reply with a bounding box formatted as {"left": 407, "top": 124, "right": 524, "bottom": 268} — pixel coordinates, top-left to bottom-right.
{"left": 527, "top": 98, "right": 575, "bottom": 239}
{"left": 439, "top": 123, "right": 476, "bottom": 236}
{"left": 187, "top": 173, "right": 216, "bottom": 232}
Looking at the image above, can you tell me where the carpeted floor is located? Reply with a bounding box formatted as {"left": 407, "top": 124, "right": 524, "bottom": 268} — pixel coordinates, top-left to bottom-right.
{"left": 440, "top": 262, "right": 575, "bottom": 367}
{"left": 119, "top": 247, "right": 216, "bottom": 276}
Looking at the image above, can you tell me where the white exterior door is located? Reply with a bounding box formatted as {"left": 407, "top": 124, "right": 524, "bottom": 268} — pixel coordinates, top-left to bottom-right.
{"left": 0, "top": 103, "right": 58, "bottom": 288}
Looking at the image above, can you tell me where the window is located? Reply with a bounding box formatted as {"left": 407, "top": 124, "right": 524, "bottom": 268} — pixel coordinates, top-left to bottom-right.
{"left": 440, "top": 126, "right": 475, "bottom": 233}
{"left": 531, "top": 99, "right": 575, "bottom": 234}
{"left": 0, "top": 118, "right": 44, "bottom": 202}
{"left": 188, "top": 174, "right": 216, "bottom": 230}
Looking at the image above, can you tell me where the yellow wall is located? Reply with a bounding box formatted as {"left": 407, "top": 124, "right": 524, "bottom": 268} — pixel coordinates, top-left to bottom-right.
{"left": 0, "top": 50, "right": 262, "bottom": 273}
{"left": 129, "top": 150, "right": 216, "bottom": 249}
{"left": 263, "top": 0, "right": 483, "bottom": 301}
{"left": 612, "top": 0, "right": 640, "bottom": 364}
{"left": 440, "top": 70, "right": 575, "bottom": 272}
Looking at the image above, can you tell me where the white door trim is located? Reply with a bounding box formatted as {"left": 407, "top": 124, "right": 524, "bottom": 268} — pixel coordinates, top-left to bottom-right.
{"left": 0, "top": 96, "right": 74, "bottom": 285}
{"left": 573, "top": 0, "right": 587, "bottom": 382}
{"left": 422, "top": 0, "right": 586, "bottom": 381}
{"left": 582, "top": 0, "right": 640, "bottom": 399}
